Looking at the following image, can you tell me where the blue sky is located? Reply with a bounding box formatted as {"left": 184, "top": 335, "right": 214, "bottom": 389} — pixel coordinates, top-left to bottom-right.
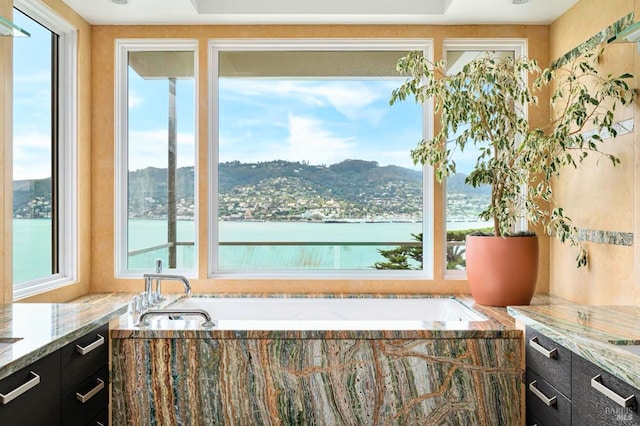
{"left": 13, "top": 9, "right": 53, "bottom": 181}
{"left": 127, "top": 75, "right": 425, "bottom": 172}
{"left": 218, "top": 78, "right": 424, "bottom": 170}
{"left": 127, "top": 71, "right": 196, "bottom": 171}
{"left": 13, "top": 16, "right": 473, "bottom": 182}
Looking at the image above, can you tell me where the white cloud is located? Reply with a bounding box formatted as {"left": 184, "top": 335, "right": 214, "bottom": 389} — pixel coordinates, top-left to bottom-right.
{"left": 128, "top": 129, "right": 195, "bottom": 171}
{"left": 217, "top": 78, "right": 421, "bottom": 168}
{"left": 220, "top": 79, "right": 393, "bottom": 123}
{"left": 302, "top": 82, "right": 382, "bottom": 120}
{"left": 128, "top": 90, "right": 144, "bottom": 109}
{"left": 13, "top": 161, "right": 51, "bottom": 181}
{"left": 13, "top": 71, "right": 50, "bottom": 85}
{"left": 284, "top": 114, "right": 356, "bottom": 164}
{"left": 13, "top": 133, "right": 51, "bottom": 180}
{"left": 13, "top": 132, "right": 51, "bottom": 150}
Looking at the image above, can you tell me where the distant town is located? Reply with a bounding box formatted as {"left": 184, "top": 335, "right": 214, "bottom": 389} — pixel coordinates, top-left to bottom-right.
{"left": 13, "top": 160, "right": 491, "bottom": 222}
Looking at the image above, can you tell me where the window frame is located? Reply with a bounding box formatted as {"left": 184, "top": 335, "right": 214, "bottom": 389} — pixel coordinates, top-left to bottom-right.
{"left": 441, "top": 38, "right": 528, "bottom": 280}
{"left": 12, "top": 0, "right": 78, "bottom": 300}
{"left": 114, "top": 39, "right": 199, "bottom": 278}
{"left": 207, "top": 39, "right": 434, "bottom": 279}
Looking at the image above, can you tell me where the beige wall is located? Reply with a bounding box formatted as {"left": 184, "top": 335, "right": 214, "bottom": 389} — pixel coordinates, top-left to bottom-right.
{"left": 549, "top": 0, "right": 639, "bottom": 305}
{"left": 0, "top": 0, "right": 92, "bottom": 302}
{"left": 90, "top": 24, "right": 550, "bottom": 296}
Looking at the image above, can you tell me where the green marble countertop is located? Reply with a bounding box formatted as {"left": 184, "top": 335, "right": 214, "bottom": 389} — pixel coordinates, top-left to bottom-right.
{"left": 508, "top": 304, "right": 640, "bottom": 390}
{"left": 0, "top": 294, "right": 129, "bottom": 380}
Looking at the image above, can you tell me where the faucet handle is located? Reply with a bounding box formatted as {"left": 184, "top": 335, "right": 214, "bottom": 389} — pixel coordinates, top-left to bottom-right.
{"left": 153, "top": 261, "right": 165, "bottom": 302}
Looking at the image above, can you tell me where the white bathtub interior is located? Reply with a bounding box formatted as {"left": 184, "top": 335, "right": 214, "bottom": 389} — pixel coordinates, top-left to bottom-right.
{"left": 160, "top": 297, "right": 488, "bottom": 330}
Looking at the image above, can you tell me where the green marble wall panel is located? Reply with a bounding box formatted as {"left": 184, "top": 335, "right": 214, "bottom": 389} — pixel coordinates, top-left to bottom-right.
{"left": 112, "top": 337, "right": 521, "bottom": 425}
{"left": 551, "top": 12, "right": 634, "bottom": 70}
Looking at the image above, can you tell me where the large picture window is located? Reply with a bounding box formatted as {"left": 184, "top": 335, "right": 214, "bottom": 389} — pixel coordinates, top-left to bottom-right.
{"left": 209, "top": 40, "right": 432, "bottom": 276}
{"left": 12, "top": 1, "right": 77, "bottom": 299}
{"left": 115, "top": 40, "right": 198, "bottom": 276}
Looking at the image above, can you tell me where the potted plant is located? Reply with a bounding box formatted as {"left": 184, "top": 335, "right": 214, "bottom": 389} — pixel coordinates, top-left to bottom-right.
{"left": 390, "top": 46, "right": 635, "bottom": 306}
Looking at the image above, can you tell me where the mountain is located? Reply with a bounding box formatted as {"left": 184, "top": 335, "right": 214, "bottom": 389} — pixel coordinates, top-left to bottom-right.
{"left": 216, "top": 159, "right": 424, "bottom": 220}
{"left": 13, "top": 177, "right": 52, "bottom": 218}
{"left": 13, "top": 160, "right": 490, "bottom": 221}
{"left": 446, "top": 172, "right": 491, "bottom": 195}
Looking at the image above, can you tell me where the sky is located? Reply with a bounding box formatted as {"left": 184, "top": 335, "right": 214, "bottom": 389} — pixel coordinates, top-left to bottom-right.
{"left": 12, "top": 17, "right": 476, "bottom": 182}
{"left": 218, "top": 78, "right": 423, "bottom": 170}
{"left": 126, "top": 74, "right": 426, "bottom": 172}
{"left": 13, "top": 10, "right": 53, "bottom": 181}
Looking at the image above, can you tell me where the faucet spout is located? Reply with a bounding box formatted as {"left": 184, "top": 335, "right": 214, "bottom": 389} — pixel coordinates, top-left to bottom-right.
{"left": 142, "top": 273, "right": 191, "bottom": 296}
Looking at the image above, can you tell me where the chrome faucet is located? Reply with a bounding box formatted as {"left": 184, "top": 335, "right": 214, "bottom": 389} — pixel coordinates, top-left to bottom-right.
{"left": 137, "top": 308, "right": 214, "bottom": 328}
{"left": 143, "top": 273, "right": 192, "bottom": 300}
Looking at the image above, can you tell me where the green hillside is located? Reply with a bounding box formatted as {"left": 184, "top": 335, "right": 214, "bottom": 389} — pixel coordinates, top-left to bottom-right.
{"left": 13, "top": 160, "right": 490, "bottom": 221}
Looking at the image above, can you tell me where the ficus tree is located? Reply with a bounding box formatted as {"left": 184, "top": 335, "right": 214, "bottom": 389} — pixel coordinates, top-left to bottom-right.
{"left": 390, "top": 47, "right": 636, "bottom": 267}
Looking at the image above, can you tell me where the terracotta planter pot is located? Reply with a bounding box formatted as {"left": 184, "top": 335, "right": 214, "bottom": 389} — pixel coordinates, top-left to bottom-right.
{"left": 465, "top": 235, "right": 539, "bottom": 307}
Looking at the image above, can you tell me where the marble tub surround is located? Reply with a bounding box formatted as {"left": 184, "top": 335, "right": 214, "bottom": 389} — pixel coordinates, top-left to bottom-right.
{"left": 0, "top": 295, "right": 128, "bottom": 379}
{"left": 508, "top": 304, "right": 640, "bottom": 389}
{"left": 112, "top": 332, "right": 522, "bottom": 424}
{"left": 111, "top": 294, "right": 528, "bottom": 424}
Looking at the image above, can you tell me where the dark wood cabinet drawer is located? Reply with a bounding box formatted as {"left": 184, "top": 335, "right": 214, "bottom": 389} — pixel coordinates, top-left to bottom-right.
{"left": 572, "top": 354, "right": 640, "bottom": 426}
{"left": 61, "top": 365, "right": 108, "bottom": 426}
{"left": 526, "top": 368, "right": 571, "bottom": 426}
{"left": 526, "top": 326, "right": 572, "bottom": 398}
{"left": 87, "top": 407, "right": 108, "bottom": 426}
{"left": 526, "top": 412, "right": 544, "bottom": 426}
{"left": 60, "top": 323, "right": 109, "bottom": 394}
{"left": 0, "top": 351, "right": 61, "bottom": 426}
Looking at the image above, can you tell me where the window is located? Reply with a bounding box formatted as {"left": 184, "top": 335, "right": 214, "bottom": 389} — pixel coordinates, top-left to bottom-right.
{"left": 115, "top": 40, "right": 198, "bottom": 277}
{"left": 209, "top": 40, "right": 432, "bottom": 276}
{"left": 443, "top": 39, "right": 527, "bottom": 274}
{"left": 12, "top": 1, "right": 77, "bottom": 299}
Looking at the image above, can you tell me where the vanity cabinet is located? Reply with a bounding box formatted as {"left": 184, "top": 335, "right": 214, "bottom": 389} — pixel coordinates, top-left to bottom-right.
{"left": 572, "top": 353, "right": 640, "bottom": 425}
{"left": 525, "top": 326, "right": 572, "bottom": 426}
{"left": 60, "top": 323, "right": 109, "bottom": 425}
{"left": 0, "top": 323, "right": 108, "bottom": 426}
{"left": 525, "top": 325, "right": 640, "bottom": 426}
{"left": 0, "top": 351, "right": 61, "bottom": 426}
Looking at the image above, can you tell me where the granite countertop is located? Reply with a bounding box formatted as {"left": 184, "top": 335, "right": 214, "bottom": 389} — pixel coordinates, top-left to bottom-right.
{"left": 111, "top": 293, "right": 533, "bottom": 340}
{"left": 0, "top": 294, "right": 129, "bottom": 380}
{"left": 508, "top": 304, "right": 640, "bottom": 390}
{"left": 10, "top": 291, "right": 635, "bottom": 388}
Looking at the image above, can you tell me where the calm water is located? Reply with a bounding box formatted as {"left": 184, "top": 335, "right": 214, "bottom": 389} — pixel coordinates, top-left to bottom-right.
{"left": 13, "top": 219, "right": 490, "bottom": 282}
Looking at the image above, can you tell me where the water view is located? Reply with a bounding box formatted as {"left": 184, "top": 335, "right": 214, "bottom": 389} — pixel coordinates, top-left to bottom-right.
{"left": 13, "top": 218, "right": 490, "bottom": 282}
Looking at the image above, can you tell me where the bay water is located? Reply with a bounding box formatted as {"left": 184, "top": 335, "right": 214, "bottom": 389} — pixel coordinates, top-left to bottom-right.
{"left": 13, "top": 218, "right": 490, "bottom": 282}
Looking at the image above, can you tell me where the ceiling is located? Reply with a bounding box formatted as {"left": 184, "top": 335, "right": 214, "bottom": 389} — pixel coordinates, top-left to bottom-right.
{"left": 61, "top": 0, "right": 579, "bottom": 25}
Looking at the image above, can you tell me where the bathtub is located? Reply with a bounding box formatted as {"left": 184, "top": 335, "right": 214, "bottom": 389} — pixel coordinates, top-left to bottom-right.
{"left": 113, "top": 295, "right": 521, "bottom": 424}
{"left": 164, "top": 296, "right": 487, "bottom": 330}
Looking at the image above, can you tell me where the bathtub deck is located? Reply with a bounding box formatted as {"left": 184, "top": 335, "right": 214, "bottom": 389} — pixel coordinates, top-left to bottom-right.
{"left": 111, "top": 293, "right": 543, "bottom": 339}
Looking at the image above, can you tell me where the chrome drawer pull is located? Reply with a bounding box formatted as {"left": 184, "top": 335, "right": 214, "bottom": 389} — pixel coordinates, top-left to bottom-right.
{"left": 0, "top": 371, "right": 40, "bottom": 405}
{"left": 591, "top": 375, "right": 635, "bottom": 407}
{"left": 76, "top": 378, "right": 105, "bottom": 403}
{"left": 529, "top": 380, "right": 558, "bottom": 407}
{"left": 76, "top": 334, "right": 104, "bottom": 355}
{"left": 529, "top": 336, "right": 558, "bottom": 359}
